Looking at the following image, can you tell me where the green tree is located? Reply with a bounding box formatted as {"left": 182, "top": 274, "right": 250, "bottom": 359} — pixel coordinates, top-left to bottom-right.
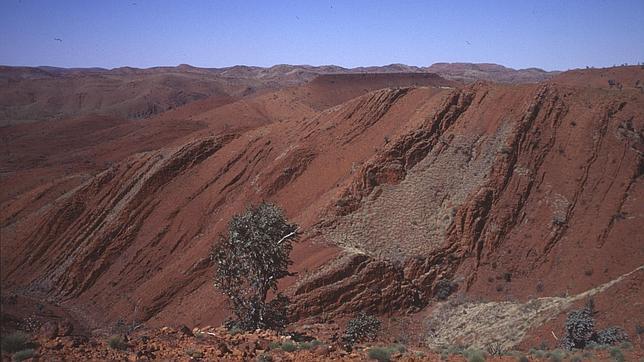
{"left": 212, "top": 203, "right": 298, "bottom": 331}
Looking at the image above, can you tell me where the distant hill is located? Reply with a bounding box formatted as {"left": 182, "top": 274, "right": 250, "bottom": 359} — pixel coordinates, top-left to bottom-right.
{"left": 425, "top": 62, "right": 559, "bottom": 83}
{"left": 0, "top": 63, "right": 558, "bottom": 122}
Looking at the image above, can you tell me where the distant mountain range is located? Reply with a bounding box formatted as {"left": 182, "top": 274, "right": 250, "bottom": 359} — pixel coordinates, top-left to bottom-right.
{"left": 0, "top": 62, "right": 559, "bottom": 122}
{"left": 1, "top": 62, "right": 559, "bottom": 84}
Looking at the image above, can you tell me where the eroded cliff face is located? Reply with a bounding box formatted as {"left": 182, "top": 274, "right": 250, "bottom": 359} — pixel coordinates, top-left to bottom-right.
{"left": 290, "top": 75, "right": 643, "bottom": 340}
{"left": 1, "top": 79, "right": 451, "bottom": 328}
{"left": 1, "top": 69, "right": 642, "bottom": 346}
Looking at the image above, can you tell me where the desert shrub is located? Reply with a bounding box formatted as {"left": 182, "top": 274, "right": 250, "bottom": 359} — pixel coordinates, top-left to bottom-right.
{"left": 545, "top": 349, "right": 566, "bottom": 362}
{"left": 283, "top": 330, "right": 314, "bottom": 342}
{"left": 389, "top": 343, "right": 406, "bottom": 353}
{"left": 595, "top": 327, "right": 628, "bottom": 345}
{"left": 562, "top": 307, "right": 595, "bottom": 349}
{"left": 463, "top": 347, "right": 486, "bottom": 362}
{"left": 112, "top": 318, "right": 139, "bottom": 336}
{"left": 586, "top": 342, "right": 609, "bottom": 350}
{"left": 1, "top": 332, "right": 31, "bottom": 353}
{"left": 298, "top": 339, "right": 322, "bottom": 350}
{"left": 570, "top": 355, "right": 582, "bottom": 362}
{"left": 434, "top": 279, "right": 456, "bottom": 300}
{"left": 342, "top": 312, "right": 381, "bottom": 348}
{"left": 444, "top": 345, "right": 466, "bottom": 355}
{"left": 367, "top": 347, "right": 391, "bottom": 362}
{"left": 561, "top": 299, "right": 630, "bottom": 350}
{"left": 223, "top": 321, "right": 243, "bottom": 335}
{"left": 609, "top": 347, "right": 625, "bottom": 362}
{"left": 529, "top": 348, "right": 546, "bottom": 358}
{"left": 107, "top": 335, "right": 128, "bottom": 350}
{"left": 619, "top": 341, "right": 632, "bottom": 350}
{"left": 297, "top": 341, "right": 312, "bottom": 350}
{"left": 11, "top": 349, "right": 34, "bottom": 362}
{"left": 212, "top": 203, "right": 299, "bottom": 331}
{"left": 280, "top": 341, "right": 297, "bottom": 352}
{"left": 486, "top": 342, "right": 504, "bottom": 356}
{"left": 636, "top": 324, "right": 644, "bottom": 335}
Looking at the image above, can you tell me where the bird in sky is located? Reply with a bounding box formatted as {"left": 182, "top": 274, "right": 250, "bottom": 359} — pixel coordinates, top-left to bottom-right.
{"left": 466, "top": 40, "right": 471, "bottom": 45}
{"left": 54, "top": 38, "right": 63, "bottom": 42}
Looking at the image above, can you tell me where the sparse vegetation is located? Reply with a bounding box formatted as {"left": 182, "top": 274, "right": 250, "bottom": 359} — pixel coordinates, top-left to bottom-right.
{"left": 486, "top": 342, "right": 504, "bottom": 356}
{"left": 389, "top": 343, "right": 406, "bottom": 353}
{"left": 1, "top": 332, "right": 30, "bottom": 353}
{"left": 619, "top": 341, "right": 632, "bottom": 350}
{"left": 297, "top": 339, "right": 322, "bottom": 350}
{"left": 367, "top": 347, "right": 392, "bottom": 362}
{"left": 279, "top": 341, "right": 297, "bottom": 352}
{"left": 225, "top": 324, "right": 243, "bottom": 336}
{"left": 545, "top": 348, "right": 566, "bottom": 362}
{"left": 107, "top": 335, "right": 128, "bottom": 350}
{"left": 529, "top": 348, "right": 546, "bottom": 358}
{"left": 609, "top": 347, "right": 625, "bottom": 362}
{"left": 212, "top": 203, "right": 299, "bottom": 331}
{"left": 561, "top": 299, "right": 629, "bottom": 350}
{"left": 267, "top": 339, "right": 321, "bottom": 352}
{"left": 595, "top": 326, "right": 629, "bottom": 345}
{"left": 434, "top": 279, "right": 456, "bottom": 300}
{"left": 342, "top": 312, "right": 381, "bottom": 348}
{"left": 463, "top": 347, "right": 487, "bottom": 362}
{"left": 11, "top": 348, "right": 34, "bottom": 362}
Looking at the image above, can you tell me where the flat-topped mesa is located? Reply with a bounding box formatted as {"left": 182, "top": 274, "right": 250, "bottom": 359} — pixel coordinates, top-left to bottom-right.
{"left": 308, "top": 72, "right": 454, "bottom": 89}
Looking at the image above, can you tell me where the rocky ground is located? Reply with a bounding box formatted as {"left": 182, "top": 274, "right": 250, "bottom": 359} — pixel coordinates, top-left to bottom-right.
{"left": 1, "top": 321, "right": 642, "bottom": 361}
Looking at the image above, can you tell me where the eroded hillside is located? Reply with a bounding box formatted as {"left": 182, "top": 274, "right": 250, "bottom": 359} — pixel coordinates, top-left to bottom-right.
{"left": 1, "top": 67, "right": 642, "bottom": 356}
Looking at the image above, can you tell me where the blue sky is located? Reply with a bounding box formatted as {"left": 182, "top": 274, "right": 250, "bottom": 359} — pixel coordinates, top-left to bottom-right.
{"left": 1, "top": 0, "right": 642, "bottom": 71}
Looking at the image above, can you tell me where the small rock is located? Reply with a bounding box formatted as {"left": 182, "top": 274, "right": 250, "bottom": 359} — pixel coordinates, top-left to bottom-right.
{"left": 217, "top": 342, "right": 231, "bottom": 355}
{"left": 44, "top": 339, "right": 64, "bottom": 350}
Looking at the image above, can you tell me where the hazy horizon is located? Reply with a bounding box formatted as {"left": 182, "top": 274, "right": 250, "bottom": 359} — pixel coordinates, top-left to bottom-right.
{"left": 1, "top": 0, "right": 643, "bottom": 72}
{"left": 0, "top": 62, "right": 564, "bottom": 72}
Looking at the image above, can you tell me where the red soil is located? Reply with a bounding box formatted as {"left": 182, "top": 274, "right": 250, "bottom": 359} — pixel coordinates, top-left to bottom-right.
{"left": 0, "top": 67, "right": 642, "bottom": 355}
